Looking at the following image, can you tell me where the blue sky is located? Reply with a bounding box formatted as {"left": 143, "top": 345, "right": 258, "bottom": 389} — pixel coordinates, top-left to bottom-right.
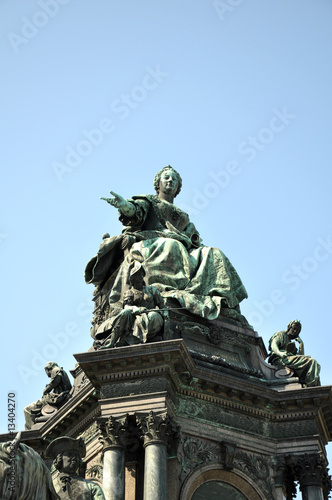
{"left": 1, "top": 0, "right": 332, "bottom": 491}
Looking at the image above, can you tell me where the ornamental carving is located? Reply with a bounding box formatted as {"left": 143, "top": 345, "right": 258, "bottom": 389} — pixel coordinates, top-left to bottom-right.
{"left": 179, "top": 437, "right": 222, "bottom": 478}
{"left": 99, "top": 415, "right": 140, "bottom": 452}
{"left": 138, "top": 411, "right": 180, "bottom": 453}
{"left": 77, "top": 374, "right": 90, "bottom": 391}
{"left": 293, "top": 453, "right": 331, "bottom": 494}
{"left": 207, "top": 326, "right": 251, "bottom": 353}
{"left": 177, "top": 399, "right": 264, "bottom": 436}
{"left": 271, "top": 455, "right": 297, "bottom": 499}
{"left": 175, "top": 321, "right": 210, "bottom": 338}
{"left": 234, "top": 451, "right": 269, "bottom": 480}
{"left": 233, "top": 451, "right": 274, "bottom": 500}
{"left": 272, "top": 420, "right": 317, "bottom": 440}
{"left": 272, "top": 453, "right": 332, "bottom": 500}
{"left": 86, "top": 464, "right": 103, "bottom": 479}
{"left": 78, "top": 421, "right": 99, "bottom": 444}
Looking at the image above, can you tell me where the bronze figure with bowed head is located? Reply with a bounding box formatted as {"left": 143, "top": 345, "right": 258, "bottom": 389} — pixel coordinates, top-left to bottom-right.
{"left": 268, "top": 320, "right": 321, "bottom": 387}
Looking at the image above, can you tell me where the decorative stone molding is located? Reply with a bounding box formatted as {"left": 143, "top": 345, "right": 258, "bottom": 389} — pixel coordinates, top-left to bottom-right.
{"left": 180, "top": 464, "right": 265, "bottom": 500}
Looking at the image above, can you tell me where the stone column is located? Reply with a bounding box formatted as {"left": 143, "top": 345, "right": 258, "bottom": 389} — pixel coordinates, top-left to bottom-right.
{"left": 138, "top": 411, "right": 180, "bottom": 500}
{"left": 293, "top": 453, "right": 330, "bottom": 500}
{"left": 272, "top": 455, "right": 296, "bottom": 500}
{"left": 99, "top": 415, "right": 129, "bottom": 500}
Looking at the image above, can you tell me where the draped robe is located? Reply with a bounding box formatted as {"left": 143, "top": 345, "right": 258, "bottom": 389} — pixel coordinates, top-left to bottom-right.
{"left": 85, "top": 195, "right": 248, "bottom": 321}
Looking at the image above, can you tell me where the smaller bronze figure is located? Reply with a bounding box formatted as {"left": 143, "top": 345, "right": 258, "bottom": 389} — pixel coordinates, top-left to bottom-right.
{"left": 94, "top": 262, "right": 165, "bottom": 349}
{"left": 268, "top": 320, "right": 321, "bottom": 387}
{"left": 24, "top": 361, "right": 72, "bottom": 430}
{"left": 46, "top": 436, "right": 105, "bottom": 499}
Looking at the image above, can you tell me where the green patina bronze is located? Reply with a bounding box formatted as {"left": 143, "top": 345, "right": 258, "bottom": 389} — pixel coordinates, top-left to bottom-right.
{"left": 23, "top": 361, "right": 72, "bottom": 430}
{"left": 268, "top": 320, "right": 321, "bottom": 387}
{"left": 85, "top": 166, "right": 248, "bottom": 326}
{"left": 0, "top": 433, "right": 59, "bottom": 500}
{"left": 94, "top": 262, "right": 165, "bottom": 349}
{"left": 46, "top": 436, "right": 105, "bottom": 500}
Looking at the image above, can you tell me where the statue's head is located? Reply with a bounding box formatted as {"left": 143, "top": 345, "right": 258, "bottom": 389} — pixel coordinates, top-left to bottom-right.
{"left": 287, "top": 320, "right": 301, "bottom": 338}
{"left": 46, "top": 436, "right": 86, "bottom": 475}
{"left": 44, "top": 361, "right": 58, "bottom": 377}
{"left": 154, "top": 166, "right": 182, "bottom": 197}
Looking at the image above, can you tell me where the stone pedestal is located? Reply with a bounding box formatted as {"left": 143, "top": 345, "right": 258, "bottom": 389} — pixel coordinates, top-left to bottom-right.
{"left": 74, "top": 332, "right": 332, "bottom": 499}
{"left": 1, "top": 315, "right": 331, "bottom": 499}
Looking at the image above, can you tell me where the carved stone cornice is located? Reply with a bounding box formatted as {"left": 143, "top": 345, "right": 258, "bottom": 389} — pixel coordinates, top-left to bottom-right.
{"left": 138, "top": 411, "right": 180, "bottom": 453}
{"left": 74, "top": 340, "right": 332, "bottom": 442}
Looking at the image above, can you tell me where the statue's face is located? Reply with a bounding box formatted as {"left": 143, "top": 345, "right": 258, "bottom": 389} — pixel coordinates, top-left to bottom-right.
{"left": 61, "top": 450, "right": 80, "bottom": 474}
{"left": 159, "top": 169, "right": 179, "bottom": 197}
{"left": 288, "top": 323, "right": 301, "bottom": 338}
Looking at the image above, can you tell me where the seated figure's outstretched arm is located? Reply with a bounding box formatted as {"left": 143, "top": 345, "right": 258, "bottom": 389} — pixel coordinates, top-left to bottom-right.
{"left": 101, "top": 191, "right": 136, "bottom": 217}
